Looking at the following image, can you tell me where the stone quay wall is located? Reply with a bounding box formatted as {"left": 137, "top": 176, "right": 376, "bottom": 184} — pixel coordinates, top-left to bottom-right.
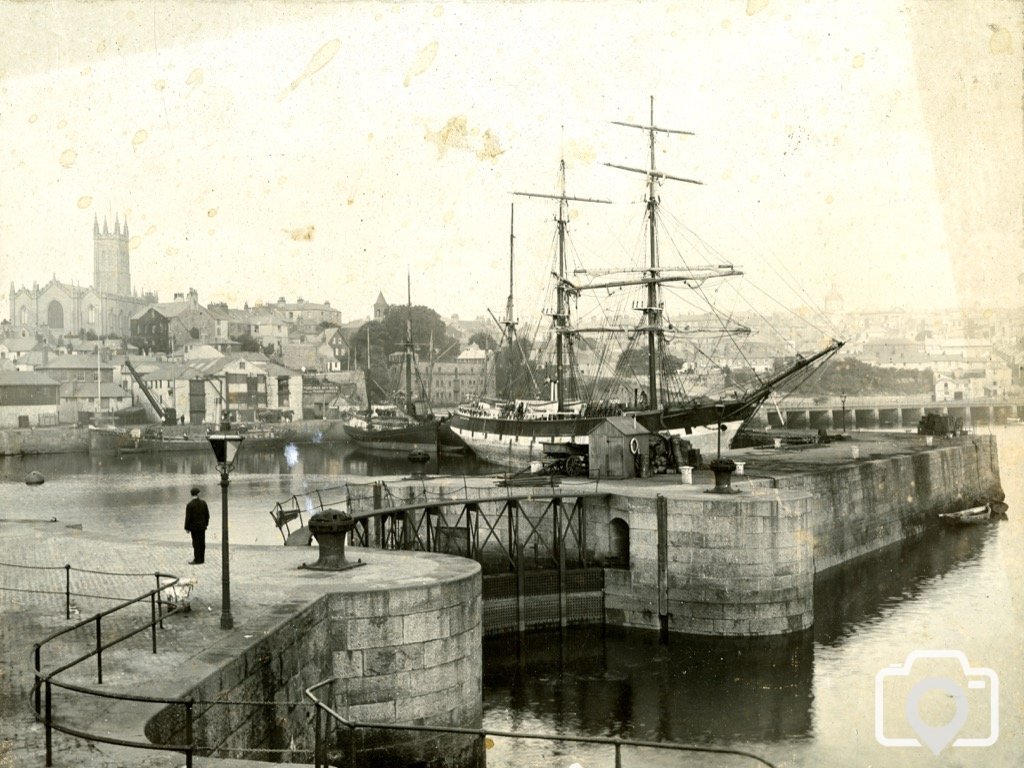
{"left": 774, "top": 436, "right": 1003, "bottom": 573}
{"left": 326, "top": 580, "right": 483, "bottom": 768}
{"left": 146, "top": 560, "right": 482, "bottom": 767}
{"left": 145, "top": 598, "right": 331, "bottom": 760}
{"left": 600, "top": 489, "right": 814, "bottom": 637}
{"left": 596, "top": 437, "right": 1003, "bottom": 637}
{"left": 0, "top": 426, "right": 89, "bottom": 456}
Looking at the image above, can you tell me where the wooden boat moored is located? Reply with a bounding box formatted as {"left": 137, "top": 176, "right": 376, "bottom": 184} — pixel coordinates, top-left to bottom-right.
{"left": 938, "top": 501, "right": 1009, "bottom": 525}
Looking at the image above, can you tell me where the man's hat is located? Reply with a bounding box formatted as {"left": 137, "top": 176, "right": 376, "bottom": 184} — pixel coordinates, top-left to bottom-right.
{"left": 190, "top": 487, "right": 201, "bottom": 496}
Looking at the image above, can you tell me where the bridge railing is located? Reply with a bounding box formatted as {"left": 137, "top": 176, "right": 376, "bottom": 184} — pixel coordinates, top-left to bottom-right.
{"left": 343, "top": 481, "right": 607, "bottom": 574}
{"left": 268, "top": 476, "right": 605, "bottom": 545}
{"left": 778, "top": 394, "right": 1021, "bottom": 409}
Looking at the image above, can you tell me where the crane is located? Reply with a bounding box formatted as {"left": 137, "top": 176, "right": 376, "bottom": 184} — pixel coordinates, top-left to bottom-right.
{"left": 123, "top": 358, "right": 178, "bottom": 425}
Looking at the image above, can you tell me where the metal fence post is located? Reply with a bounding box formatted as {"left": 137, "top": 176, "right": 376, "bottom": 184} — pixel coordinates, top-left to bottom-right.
{"left": 184, "top": 698, "right": 194, "bottom": 768}
{"left": 95, "top": 615, "right": 103, "bottom": 684}
{"left": 33, "top": 644, "right": 41, "bottom": 715}
{"left": 155, "top": 572, "right": 164, "bottom": 628}
{"left": 614, "top": 735, "right": 622, "bottom": 768}
{"left": 150, "top": 592, "right": 158, "bottom": 653}
{"left": 313, "top": 704, "right": 322, "bottom": 768}
{"left": 44, "top": 679, "right": 52, "bottom": 767}
{"left": 64, "top": 564, "right": 71, "bottom": 620}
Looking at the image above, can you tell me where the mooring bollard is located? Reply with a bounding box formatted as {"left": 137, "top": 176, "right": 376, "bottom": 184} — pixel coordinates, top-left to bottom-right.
{"left": 708, "top": 458, "right": 738, "bottom": 494}
{"left": 301, "top": 509, "right": 366, "bottom": 571}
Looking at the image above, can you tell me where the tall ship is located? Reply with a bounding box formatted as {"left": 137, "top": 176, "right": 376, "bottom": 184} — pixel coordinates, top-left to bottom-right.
{"left": 343, "top": 277, "right": 466, "bottom": 456}
{"left": 450, "top": 98, "right": 843, "bottom": 465}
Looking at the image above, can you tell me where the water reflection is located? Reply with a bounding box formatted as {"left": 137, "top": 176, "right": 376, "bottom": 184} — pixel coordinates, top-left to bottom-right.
{"left": 813, "top": 524, "right": 996, "bottom": 647}
{"left": 483, "top": 505, "right": 1003, "bottom": 765}
{"left": 485, "top": 627, "right": 815, "bottom": 745}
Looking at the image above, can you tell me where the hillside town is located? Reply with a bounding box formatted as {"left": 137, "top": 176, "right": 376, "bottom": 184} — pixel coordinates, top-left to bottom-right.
{"left": 0, "top": 215, "right": 1022, "bottom": 431}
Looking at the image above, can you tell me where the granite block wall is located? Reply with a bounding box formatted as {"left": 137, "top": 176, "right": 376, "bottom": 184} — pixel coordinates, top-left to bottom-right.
{"left": 775, "top": 436, "right": 1003, "bottom": 573}
{"left": 598, "top": 438, "right": 1003, "bottom": 637}
{"left": 325, "top": 578, "right": 483, "bottom": 768}
{"left": 145, "top": 598, "right": 331, "bottom": 761}
{"left": 601, "top": 490, "right": 814, "bottom": 637}
{"left": 146, "top": 567, "right": 482, "bottom": 767}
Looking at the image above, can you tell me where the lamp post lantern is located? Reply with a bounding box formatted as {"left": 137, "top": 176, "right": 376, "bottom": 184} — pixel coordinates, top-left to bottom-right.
{"left": 208, "top": 418, "right": 244, "bottom": 630}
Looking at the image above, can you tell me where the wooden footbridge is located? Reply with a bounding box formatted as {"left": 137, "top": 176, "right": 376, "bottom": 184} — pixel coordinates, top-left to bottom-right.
{"left": 270, "top": 479, "right": 612, "bottom": 632}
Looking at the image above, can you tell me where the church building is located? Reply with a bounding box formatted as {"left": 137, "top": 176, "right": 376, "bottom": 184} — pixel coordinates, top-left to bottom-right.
{"left": 9, "top": 214, "right": 152, "bottom": 339}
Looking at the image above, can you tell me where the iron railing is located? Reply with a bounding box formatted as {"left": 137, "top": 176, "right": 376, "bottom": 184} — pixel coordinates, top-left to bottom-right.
{"left": 27, "top": 567, "right": 193, "bottom": 766}
{"left": 304, "top": 677, "right": 778, "bottom": 768}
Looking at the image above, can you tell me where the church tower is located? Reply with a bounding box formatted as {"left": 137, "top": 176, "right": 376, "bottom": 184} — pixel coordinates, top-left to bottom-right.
{"left": 93, "top": 213, "right": 131, "bottom": 296}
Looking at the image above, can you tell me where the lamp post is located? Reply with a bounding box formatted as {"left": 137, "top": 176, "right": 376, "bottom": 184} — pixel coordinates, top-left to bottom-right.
{"left": 715, "top": 400, "right": 725, "bottom": 459}
{"left": 208, "top": 418, "right": 244, "bottom": 630}
{"left": 841, "top": 392, "right": 847, "bottom": 433}
{"left": 708, "top": 400, "right": 736, "bottom": 494}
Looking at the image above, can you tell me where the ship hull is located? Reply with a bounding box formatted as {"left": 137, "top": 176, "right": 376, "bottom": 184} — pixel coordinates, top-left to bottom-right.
{"left": 342, "top": 421, "right": 467, "bottom": 454}
{"left": 449, "top": 399, "right": 761, "bottom": 465}
{"left": 114, "top": 430, "right": 289, "bottom": 455}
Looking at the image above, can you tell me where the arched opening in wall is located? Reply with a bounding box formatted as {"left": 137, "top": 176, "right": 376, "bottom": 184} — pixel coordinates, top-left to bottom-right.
{"left": 46, "top": 300, "right": 64, "bottom": 329}
{"left": 19, "top": 306, "right": 28, "bottom": 325}
{"left": 608, "top": 518, "right": 630, "bottom": 568}
{"left": 88, "top": 306, "right": 96, "bottom": 324}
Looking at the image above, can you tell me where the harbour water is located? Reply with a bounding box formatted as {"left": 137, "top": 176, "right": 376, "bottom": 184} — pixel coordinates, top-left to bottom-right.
{"left": 0, "top": 442, "right": 487, "bottom": 546}
{"left": 482, "top": 428, "right": 1024, "bottom": 767}
{"left": 1, "top": 430, "right": 1020, "bottom": 766}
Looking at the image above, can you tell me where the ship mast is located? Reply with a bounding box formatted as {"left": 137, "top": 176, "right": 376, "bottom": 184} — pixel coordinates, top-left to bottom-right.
{"left": 506, "top": 203, "right": 515, "bottom": 330}
{"left": 606, "top": 96, "right": 702, "bottom": 410}
{"left": 515, "top": 159, "right": 609, "bottom": 412}
{"left": 405, "top": 270, "right": 414, "bottom": 417}
{"left": 489, "top": 204, "right": 519, "bottom": 401}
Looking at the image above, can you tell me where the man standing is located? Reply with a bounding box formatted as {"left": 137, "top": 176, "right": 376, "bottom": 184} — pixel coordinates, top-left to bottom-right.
{"left": 184, "top": 487, "right": 210, "bottom": 564}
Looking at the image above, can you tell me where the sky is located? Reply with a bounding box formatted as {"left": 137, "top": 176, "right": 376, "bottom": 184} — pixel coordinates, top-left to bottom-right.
{"left": 1, "top": 1, "right": 1021, "bottom": 327}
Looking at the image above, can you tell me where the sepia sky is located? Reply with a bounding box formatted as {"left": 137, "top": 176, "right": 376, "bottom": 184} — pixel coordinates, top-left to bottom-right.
{"left": 1, "top": 1, "right": 1021, "bottom": 325}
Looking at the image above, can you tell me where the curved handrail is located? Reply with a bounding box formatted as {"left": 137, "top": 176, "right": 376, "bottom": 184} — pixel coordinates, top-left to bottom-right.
{"left": 29, "top": 570, "right": 197, "bottom": 766}
{"left": 304, "top": 677, "right": 778, "bottom": 768}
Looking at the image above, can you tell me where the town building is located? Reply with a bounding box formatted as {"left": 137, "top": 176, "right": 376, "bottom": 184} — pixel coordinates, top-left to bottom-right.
{"left": 129, "top": 289, "right": 215, "bottom": 353}
{"left": 267, "top": 297, "right": 342, "bottom": 335}
{"left": 0, "top": 371, "right": 60, "bottom": 428}
{"left": 9, "top": 215, "right": 152, "bottom": 339}
{"left": 373, "top": 292, "right": 388, "bottom": 321}
{"left": 422, "top": 345, "right": 496, "bottom": 406}
{"left": 121, "top": 351, "right": 303, "bottom": 425}
{"left": 35, "top": 353, "right": 132, "bottom": 422}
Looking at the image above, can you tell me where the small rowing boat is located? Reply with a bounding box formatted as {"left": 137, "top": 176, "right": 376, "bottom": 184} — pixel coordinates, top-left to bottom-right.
{"left": 938, "top": 501, "right": 1009, "bottom": 525}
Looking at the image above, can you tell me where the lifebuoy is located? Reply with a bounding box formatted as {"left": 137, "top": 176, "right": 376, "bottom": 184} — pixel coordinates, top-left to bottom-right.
{"left": 629, "top": 437, "right": 640, "bottom": 455}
